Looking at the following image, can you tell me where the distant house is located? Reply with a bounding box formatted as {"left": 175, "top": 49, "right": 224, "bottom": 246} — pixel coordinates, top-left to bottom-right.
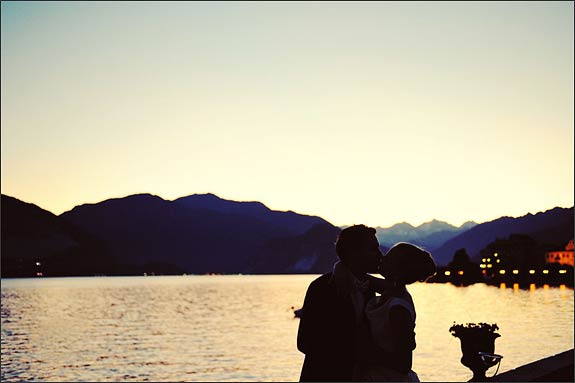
{"left": 545, "top": 240, "right": 574, "bottom": 267}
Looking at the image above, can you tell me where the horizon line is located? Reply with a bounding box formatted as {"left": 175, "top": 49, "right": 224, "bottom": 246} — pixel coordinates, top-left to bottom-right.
{"left": 2, "top": 191, "right": 573, "bottom": 230}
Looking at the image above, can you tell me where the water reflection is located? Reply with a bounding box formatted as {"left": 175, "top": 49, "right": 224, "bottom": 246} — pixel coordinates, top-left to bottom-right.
{"left": 1, "top": 277, "right": 573, "bottom": 382}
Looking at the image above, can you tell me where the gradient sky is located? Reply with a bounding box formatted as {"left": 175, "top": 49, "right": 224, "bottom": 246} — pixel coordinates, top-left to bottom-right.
{"left": 1, "top": 1, "right": 573, "bottom": 228}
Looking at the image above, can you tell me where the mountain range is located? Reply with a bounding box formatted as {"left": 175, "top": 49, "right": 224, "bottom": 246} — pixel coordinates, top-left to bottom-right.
{"left": 1, "top": 193, "right": 572, "bottom": 276}
{"left": 431, "top": 206, "right": 574, "bottom": 265}
{"left": 1, "top": 195, "right": 113, "bottom": 276}
{"left": 1, "top": 193, "right": 339, "bottom": 276}
{"left": 374, "top": 220, "right": 478, "bottom": 251}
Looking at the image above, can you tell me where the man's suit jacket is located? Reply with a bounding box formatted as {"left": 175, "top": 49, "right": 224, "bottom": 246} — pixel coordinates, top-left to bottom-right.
{"left": 297, "top": 272, "right": 370, "bottom": 382}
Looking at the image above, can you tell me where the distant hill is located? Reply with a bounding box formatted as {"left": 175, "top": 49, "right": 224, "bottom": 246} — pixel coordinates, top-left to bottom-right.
{"left": 59, "top": 193, "right": 335, "bottom": 274}
{"left": 247, "top": 222, "right": 342, "bottom": 274}
{"left": 433, "top": 207, "right": 574, "bottom": 265}
{"left": 1, "top": 195, "right": 111, "bottom": 277}
{"left": 1, "top": 195, "right": 76, "bottom": 260}
{"left": 174, "top": 193, "right": 326, "bottom": 236}
{"left": 374, "top": 220, "right": 478, "bottom": 251}
{"left": 4, "top": 193, "right": 572, "bottom": 275}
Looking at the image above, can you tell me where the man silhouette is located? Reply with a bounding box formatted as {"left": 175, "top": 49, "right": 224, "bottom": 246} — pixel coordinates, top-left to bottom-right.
{"left": 297, "top": 224, "right": 383, "bottom": 382}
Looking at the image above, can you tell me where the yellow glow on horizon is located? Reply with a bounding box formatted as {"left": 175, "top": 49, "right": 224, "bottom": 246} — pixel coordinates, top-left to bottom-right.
{"left": 1, "top": 2, "right": 573, "bottom": 227}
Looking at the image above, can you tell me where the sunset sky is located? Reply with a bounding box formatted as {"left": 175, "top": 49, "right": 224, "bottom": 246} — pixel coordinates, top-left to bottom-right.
{"left": 1, "top": 1, "right": 573, "bottom": 228}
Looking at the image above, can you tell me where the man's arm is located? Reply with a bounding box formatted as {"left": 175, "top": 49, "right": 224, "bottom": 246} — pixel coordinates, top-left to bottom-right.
{"left": 297, "top": 282, "right": 320, "bottom": 355}
{"left": 365, "top": 274, "right": 394, "bottom": 294}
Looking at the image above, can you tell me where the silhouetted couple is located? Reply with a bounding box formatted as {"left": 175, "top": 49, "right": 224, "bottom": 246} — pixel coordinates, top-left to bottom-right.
{"left": 297, "top": 225, "right": 436, "bottom": 382}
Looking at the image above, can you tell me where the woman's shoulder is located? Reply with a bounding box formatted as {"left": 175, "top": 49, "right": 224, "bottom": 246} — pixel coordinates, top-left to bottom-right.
{"left": 387, "top": 296, "right": 416, "bottom": 322}
{"left": 366, "top": 294, "right": 415, "bottom": 318}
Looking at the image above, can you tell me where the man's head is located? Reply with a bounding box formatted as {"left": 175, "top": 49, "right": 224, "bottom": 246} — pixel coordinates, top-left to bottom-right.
{"left": 380, "top": 242, "right": 437, "bottom": 285}
{"left": 335, "top": 225, "right": 383, "bottom": 275}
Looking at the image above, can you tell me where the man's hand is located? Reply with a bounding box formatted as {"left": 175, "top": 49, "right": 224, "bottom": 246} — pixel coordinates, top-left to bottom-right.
{"left": 365, "top": 274, "right": 394, "bottom": 293}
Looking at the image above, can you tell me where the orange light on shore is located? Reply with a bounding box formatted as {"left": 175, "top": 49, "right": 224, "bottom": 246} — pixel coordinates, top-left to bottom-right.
{"left": 458, "top": 271, "right": 464, "bottom": 275}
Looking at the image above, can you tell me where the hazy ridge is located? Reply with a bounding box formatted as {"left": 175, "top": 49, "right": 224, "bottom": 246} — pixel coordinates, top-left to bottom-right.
{"left": 1, "top": 193, "right": 572, "bottom": 276}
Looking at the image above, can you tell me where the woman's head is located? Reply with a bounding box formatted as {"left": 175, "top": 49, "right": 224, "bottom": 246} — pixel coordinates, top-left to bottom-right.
{"left": 379, "top": 242, "right": 436, "bottom": 285}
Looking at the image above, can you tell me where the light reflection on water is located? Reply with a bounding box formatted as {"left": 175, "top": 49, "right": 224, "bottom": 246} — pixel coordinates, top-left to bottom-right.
{"left": 1, "top": 276, "right": 573, "bottom": 382}
{"left": 411, "top": 282, "right": 573, "bottom": 381}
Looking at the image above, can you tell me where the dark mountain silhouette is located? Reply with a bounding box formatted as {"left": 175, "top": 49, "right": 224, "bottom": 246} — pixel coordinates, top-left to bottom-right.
{"left": 1, "top": 195, "right": 76, "bottom": 260}
{"left": 1, "top": 195, "right": 111, "bottom": 277}
{"left": 247, "top": 222, "right": 342, "bottom": 274}
{"left": 174, "top": 193, "right": 326, "bottom": 236}
{"left": 433, "top": 207, "right": 574, "bottom": 266}
{"left": 247, "top": 224, "right": 390, "bottom": 274}
{"left": 59, "top": 193, "right": 334, "bottom": 274}
{"left": 4, "top": 192, "right": 571, "bottom": 275}
{"left": 375, "top": 219, "right": 477, "bottom": 251}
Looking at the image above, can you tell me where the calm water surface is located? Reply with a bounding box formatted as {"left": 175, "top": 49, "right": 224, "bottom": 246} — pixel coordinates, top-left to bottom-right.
{"left": 1, "top": 275, "right": 573, "bottom": 382}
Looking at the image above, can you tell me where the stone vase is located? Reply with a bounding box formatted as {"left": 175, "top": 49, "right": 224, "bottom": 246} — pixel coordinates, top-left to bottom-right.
{"left": 458, "top": 332, "right": 501, "bottom": 381}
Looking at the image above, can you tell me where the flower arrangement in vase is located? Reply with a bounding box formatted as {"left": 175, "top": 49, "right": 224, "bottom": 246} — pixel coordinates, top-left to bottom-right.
{"left": 449, "top": 322, "right": 502, "bottom": 381}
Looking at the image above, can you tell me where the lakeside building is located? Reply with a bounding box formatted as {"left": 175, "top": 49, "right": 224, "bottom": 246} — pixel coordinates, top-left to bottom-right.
{"left": 545, "top": 239, "right": 574, "bottom": 267}
{"left": 470, "top": 236, "right": 574, "bottom": 286}
{"left": 545, "top": 240, "right": 573, "bottom": 266}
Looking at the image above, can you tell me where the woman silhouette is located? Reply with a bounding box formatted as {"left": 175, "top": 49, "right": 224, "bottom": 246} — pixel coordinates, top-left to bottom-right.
{"left": 354, "top": 242, "right": 436, "bottom": 382}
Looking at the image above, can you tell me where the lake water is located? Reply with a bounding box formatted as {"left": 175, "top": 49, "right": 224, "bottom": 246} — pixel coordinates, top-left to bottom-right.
{"left": 1, "top": 275, "right": 573, "bottom": 382}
